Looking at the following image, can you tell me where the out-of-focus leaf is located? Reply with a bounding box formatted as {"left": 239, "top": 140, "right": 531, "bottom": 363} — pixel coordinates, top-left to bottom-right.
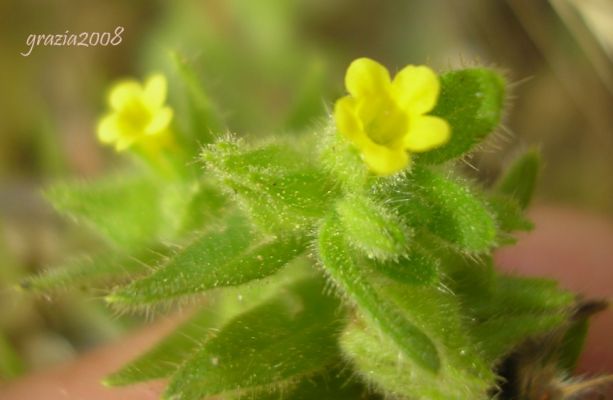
{"left": 486, "top": 194, "right": 533, "bottom": 238}
{"left": 170, "top": 52, "right": 225, "bottom": 147}
{"left": 106, "top": 213, "right": 308, "bottom": 307}
{"left": 0, "top": 333, "right": 24, "bottom": 379}
{"left": 418, "top": 68, "right": 506, "bottom": 164}
{"left": 495, "top": 149, "right": 540, "bottom": 209}
{"left": 45, "top": 175, "right": 161, "bottom": 248}
{"left": 163, "top": 276, "right": 343, "bottom": 400}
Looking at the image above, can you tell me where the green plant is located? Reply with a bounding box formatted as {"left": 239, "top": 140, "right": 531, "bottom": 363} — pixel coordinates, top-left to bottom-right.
{"left": 22, "top": 55, "right": 608, "bottom": 399}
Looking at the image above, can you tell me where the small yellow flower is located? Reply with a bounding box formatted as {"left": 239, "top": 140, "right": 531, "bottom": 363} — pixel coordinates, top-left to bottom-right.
{"left": 334, "top": 58, "right": 450, "bottom": 176}
{"left": 97, "top": 74, "right": 174, "bottom": 152}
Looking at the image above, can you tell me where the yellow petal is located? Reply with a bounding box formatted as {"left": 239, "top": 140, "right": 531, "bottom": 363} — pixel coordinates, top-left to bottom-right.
{"left": 345, "top": 58, "right": 391, "bottom": 97}
{"left": 97, "top": 114, "right": 120, "bottom": 144}
{"left": 362, "top": 143, "right": 409, "bottom": 176}
{"left": 109, "top": 80, "right": 142, "bottom": 111}
{"left": 145, "top": 107, "right": 173, "bottom": 135}
{"left": 392, "top": 65, "right": 440, "bottom": 114}
{"left": 404, "top": 115, "right": 450, "bottom": 152}
{"left": 144, "top": 74, "right": 167, "bottom": 109}
{"left": 334, "top": 95, "right": 370, "bottom": 148}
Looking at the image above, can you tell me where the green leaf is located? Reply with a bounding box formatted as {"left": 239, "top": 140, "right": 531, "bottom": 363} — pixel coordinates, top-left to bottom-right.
{"left": 283, "top": 57, "right": 329, "bottom": 131}
{"left": 468, "top": 275, "right": 574, "bottom": 320}
{"left": 340, "top": 279, "right": 495, "bottom": 399}
{"left": 106, "top": 285, "right": 276, "bottom": 385}
{"left": 203, "top": 137, "right": 337, "bottom": 231}
{"left": 367, "top": 244, "right": 439, "bottom": 286}
{"left": 107, "top": 213, "right": 308, "bottom": 307}
{"left": 229, "top": 368, "right": 371, "bottom": 400}
{"left": 163, "top": 276, "right": 343, "bottom": 400}
{"left": 558, "top": 318, "right": 589, "bottom": 372}
{"left": 46, "top": 175, "right": 162, "bottom": 248}
{"left": 0, "top": 333, "right": 24, "bottom": 379}
{"left": 170, "top": 52, "right": 224, "bottom": 147}
{"left": 336, "top": 194, "right": 410, "bottom": 260}
{"left": 397, "top": 167, "right": 497, "bottom": 253}
{"left": 419, "top": 68, "right": 506, "bottom": 164}
{"left": 486, "top": 194, "right": 533, "bottom": 237}
{"left": 20, "top": 247, "right": 164, "bottom": 294}
{"left": 471, "top": 313, "right": 566, "bottom": 363}
{"left": 318, "top": 216, "right": 440, "bottom": 372}
{"left": 495, "top": 149, "right": 540, "bottom": 209}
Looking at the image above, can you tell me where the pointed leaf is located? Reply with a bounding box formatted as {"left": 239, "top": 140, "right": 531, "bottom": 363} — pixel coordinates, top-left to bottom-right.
{"left": 163, "top": 276, "right": 343, "bottom": 399}
{"left": 398, "top": 167, "right": 497, "bottom": 252}
{"left": 107, "top": 214, "right": 308, "bottom": 307}
{"left": 20, "top": 247, "right": 165, "bottom": 294}
{"left": 46, "top": 175, "right": 161, "bottom": 248}
{"left": 418, "top": 68, "right": 506, "bottom": 164}
{"left": 171, "top": 52, "right": 224, "bottom": 146}
{"left": 496, "top": 149, "right": 540, "bottom": 209}
{"left": 318, "top": 216, "right": 440, "bottom": 372}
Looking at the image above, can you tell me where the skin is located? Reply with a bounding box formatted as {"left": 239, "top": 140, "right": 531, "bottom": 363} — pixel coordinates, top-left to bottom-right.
{"left": 0, "top": 205, "right": 611, "bottom": 399}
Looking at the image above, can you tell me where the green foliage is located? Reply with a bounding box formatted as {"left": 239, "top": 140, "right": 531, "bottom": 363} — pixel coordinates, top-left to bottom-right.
{"left": 318, "top": 217, "right": 440, "bottom": 372}
{"left": 20, "top": 248, "right": 163, "bottom": 293}
{"left": 163, "top": 275, "right": 343, "bottom": 400}
{"left": 496, "top": 149, "right": 540, "bottom": 209}
{"left": 170, "top": 52, "right": 225, "bottom": 148}
{"left": 336, "top": 194, "right": 411, "bottom": 260}
{"left": 202, "top": 137, "right": 337, "bottom": 232}
{"left": 393, "top": 166, "right": 497, "bottom": 253}
{"left": 107, "top": 214, "right": 308, "bottom": 307}
{"left": 27, "top": 61, "right": 598, "bottom": 400}
{"left": 46, "top": 175, "right": 162, "bottom": 248}
{"left": 419, "top": 68, "right": 506, "bottom": 164}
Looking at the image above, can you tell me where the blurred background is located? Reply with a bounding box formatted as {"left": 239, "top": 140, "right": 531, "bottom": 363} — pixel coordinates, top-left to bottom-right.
{"left": 0, "top": 0, "right": 612, "bottom": 382}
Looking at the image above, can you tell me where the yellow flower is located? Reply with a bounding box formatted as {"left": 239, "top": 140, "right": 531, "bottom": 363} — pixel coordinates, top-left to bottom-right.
{"left": 97, "top": 74, "right": 174, "bottom": 152}
{"left": 334, "top": 58, "right": 450, "bottom": 176}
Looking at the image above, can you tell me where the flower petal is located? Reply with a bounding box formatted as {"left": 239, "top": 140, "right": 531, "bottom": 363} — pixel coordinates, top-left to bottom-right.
{"left": 392, "top": 65, "right": 440, "bottom": 114}
{"left": 345, "top": 58, "right": 391, "bottom": 97}
{"left": 334, "top": 95, "right": 370, "bottom": 147}
{"left": 109, "top": 80, "right": 142, "bottom": 111}
{"left": 404, "top": 115, "right": 450, "bottom": 152}
{"left": 145, "top": 107, "right": 173, "bottom": 135}
{"left": 144, "top": 74, "right": 167, "bottom": 109}
{"left": 361, "top": 143, "right": 409, "bottom": 176}
{"left": 97, "top": 114, "right": 120, "bottom": 144}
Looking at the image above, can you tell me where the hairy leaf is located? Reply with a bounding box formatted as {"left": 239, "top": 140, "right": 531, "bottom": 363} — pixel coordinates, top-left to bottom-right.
{"left": 106, "top": 214, "right": 308, "bottom": 307}
{"left": 397, "top": 167, "right": 497, "bottom": 253}
{"left": 163, "top": 276, "right": 343, "bottom": 399}
{"left": 20, "top": 247, "right": 165, "bottom": 294}
{"left": 203, "top": 137, "right": 337, "bottom": 232}
{"left": 318, "top": 216, "right": 440, "bottom": 372}
{"left": 419, "top": 68, "right": 506, "bottom": 164}
{"left": 336, "top": 194, "right": 410, "bottom": 260}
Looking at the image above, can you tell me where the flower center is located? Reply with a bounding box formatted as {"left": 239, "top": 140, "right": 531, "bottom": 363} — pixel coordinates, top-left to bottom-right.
{"left": 358, "top": 95, "right": 408, "bottom": 146}
{"left": 118, "top": 99, "right": 153, "bottom": 136}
